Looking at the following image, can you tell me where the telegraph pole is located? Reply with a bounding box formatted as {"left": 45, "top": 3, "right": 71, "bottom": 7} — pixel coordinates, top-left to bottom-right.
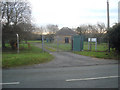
{"left": 118, "top": 1, "right": 120, "bottom": 23}
{"left": 107, "top": 0, "right": 110, "bottom": 52}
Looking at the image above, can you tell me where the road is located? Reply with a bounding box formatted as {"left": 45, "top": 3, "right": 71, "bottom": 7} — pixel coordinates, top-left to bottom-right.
{"left": 2, "top": 43, "right": 119, "bottom": 88}
{"left": 2, "top": 64, "right": 118, "bottom": 88}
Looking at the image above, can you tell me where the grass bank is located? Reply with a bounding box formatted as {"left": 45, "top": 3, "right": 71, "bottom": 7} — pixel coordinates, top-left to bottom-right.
{"left": 2, "top": 44, "right": 54, "bottom": 68}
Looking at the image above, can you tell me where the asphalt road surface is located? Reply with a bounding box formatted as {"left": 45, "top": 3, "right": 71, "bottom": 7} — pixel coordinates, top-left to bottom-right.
{"left": 2, "top": 43, "right": 119, "bottom": 88}
{"left": 2, "top": 64, "right": 118, "bottom": 88}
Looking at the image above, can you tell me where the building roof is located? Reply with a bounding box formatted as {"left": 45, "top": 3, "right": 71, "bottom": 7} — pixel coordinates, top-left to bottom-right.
{"left": 56, "top": 27, "right": 77, "bottom": 36}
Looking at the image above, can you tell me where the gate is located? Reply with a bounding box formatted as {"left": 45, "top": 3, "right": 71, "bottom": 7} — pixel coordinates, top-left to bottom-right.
{"left": 44, "top": 35, "right": 84, "bottom": 52}
{"left": 43, "top": 35, "right": 72, "bottom": 52}
{"left": 72, "top": 35, "right": 84, "bottom": 51}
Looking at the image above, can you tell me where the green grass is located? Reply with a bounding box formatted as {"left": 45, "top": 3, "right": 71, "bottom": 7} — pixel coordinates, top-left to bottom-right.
{"left": 45, "top": 43, "right": 71, "bottom": 51}
{"left": 27, "top": 40, "right": 42, "bottom": 43}
{"left": 2, "top": 44, "right": 54, "bottom": 68}
{"left": 73, "top": 51, "right": 120, "bottom": 60}
{"left": 83, "top": 42, "right": 108, "bottom": 51}
{"left": 58, "top": 44, "right": 71, "bottom": 51}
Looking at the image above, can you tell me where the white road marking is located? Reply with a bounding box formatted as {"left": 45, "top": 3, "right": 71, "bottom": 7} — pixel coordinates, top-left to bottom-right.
{"left": 66, "top": 76, "right": 119, "bottom": 82}
{"left": 0, "top": 82, "right": 20, "bottom": 85}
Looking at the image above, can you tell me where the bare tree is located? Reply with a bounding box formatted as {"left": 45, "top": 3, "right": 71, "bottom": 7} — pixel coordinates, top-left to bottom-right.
{"left": 97, "top": 23, "right": 106, "bottom": 34}
{"left": 96, "top": 23, "right": 107, "bottom": 43}
{"left": 1, "top": 0, "right": 31, "bottom": 26}
{"left": 76, "top": 24, "right": 88, "bottom": 35}
{"left": 46, "top": 24, "right": 59, "bottom": 34}
{"left": 1, "top": 0, "right": 32, "bottom": 49}
{"left": 17, "top": 22, "right": 34, "bottom": 42}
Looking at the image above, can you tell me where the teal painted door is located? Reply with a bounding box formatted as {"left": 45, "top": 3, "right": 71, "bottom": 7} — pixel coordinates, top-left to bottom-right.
{"left": 73, "top": 35, "right": 84, "bottom": 51}
{"left": 73, "top": 36, "right": 80, "bottom": 51}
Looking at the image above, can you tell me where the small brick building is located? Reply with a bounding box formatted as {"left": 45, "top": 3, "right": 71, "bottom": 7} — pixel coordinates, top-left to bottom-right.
{"left": 54, "top": 27, "right": 77, "bottom": 43}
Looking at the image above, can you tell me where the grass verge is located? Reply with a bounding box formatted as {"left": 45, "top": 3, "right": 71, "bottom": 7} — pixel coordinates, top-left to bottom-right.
{"left": 45, "top": 46, "right": 57, "bottom": 52}
{"left": 73, "top": 51, "right": 120, "bottom": 60}
{"left": 2, "top": 44, "right": 54, "bottom": 68}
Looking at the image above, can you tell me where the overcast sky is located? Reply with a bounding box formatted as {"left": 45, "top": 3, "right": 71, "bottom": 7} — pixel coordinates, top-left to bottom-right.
{"left": 29, "top": 0, "right": 118, "bottom": 29}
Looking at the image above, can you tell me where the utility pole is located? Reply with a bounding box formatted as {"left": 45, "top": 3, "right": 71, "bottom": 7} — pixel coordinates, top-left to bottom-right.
{"left": 107, "top": 0, "right": 110, "bottom": 52}
{"left": 118, "top": 1, "right": 120, "bottom": 23}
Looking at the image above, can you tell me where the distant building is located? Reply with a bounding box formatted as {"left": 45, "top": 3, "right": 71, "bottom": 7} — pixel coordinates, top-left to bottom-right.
{"left": 118, "top": 1, "right": 120, "bottom": 23}
{"left": 54, "top": 27, "right": 77, "bottom": 43}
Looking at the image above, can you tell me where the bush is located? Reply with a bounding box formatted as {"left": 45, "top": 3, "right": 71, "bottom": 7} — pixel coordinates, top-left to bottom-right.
{"left": 108, "top": 23, "right": 120, "bottom": 53}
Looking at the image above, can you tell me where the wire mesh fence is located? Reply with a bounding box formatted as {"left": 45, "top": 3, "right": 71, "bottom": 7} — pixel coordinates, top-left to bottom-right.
{"left": 44, "top": 38, "right": 108, "bottom": 52}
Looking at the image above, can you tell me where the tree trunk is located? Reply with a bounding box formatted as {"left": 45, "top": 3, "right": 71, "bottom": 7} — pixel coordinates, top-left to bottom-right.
{"left": 2, "top": 39, "right": 6, "bottom": 48}
{"left": 10, "top": 40, "right": 16, "bottom": 50}
{"left": 25, "top": 40, "right": 28, "bottom": 44}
